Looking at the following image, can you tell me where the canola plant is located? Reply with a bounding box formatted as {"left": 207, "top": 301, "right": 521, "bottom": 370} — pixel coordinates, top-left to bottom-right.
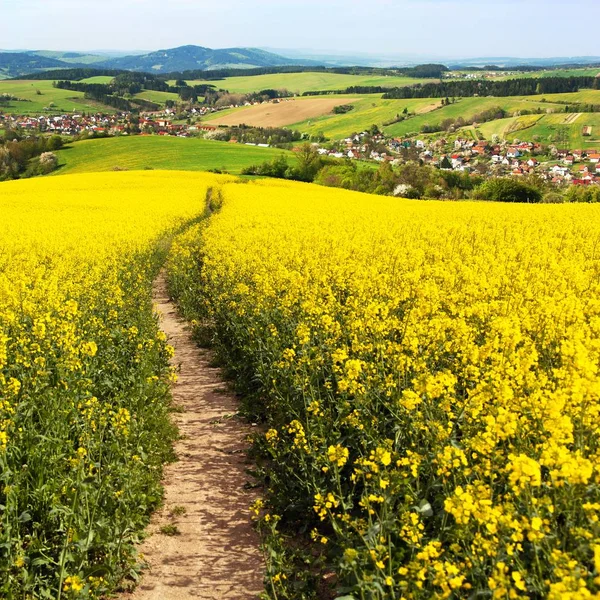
{"left": 168, "top": 178, "right": 600, "bottom": 599}
{"left": 0, "top": 171, "right": 227, "bottom": 598}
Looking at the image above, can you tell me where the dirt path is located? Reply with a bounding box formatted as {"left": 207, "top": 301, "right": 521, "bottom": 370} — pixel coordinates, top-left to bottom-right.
{"left": 124, "top": 272, "right": 264, "bottom": 600}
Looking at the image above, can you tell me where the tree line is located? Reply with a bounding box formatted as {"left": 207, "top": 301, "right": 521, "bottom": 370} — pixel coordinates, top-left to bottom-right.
{"left": 300, "top": 76, "right": 598, "bottom": 99}
{"left": 0, "top": 131, "right": 63, "bottom": 181}
{"left": 381, "top": 76, "right": 599, "bottom": 99}
{"left": 207, "top": 124, "right": 303, "bottom": 147}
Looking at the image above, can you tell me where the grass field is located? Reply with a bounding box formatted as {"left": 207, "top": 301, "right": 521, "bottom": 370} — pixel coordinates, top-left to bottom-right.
{"left": 54, "top": 135, "right": 293, "bottom": 175}
{"left": 531, "top": 89, "right": 600, "bottom": 104}
{"left": 383, "top": 96, "right": 567, "bottom": 137}
{"left": 205, "top": 95, "right": 444, "bottom": 139}
{"left": 289, "top": 90, "right": 600, "bottom": 140}
{"left": 134, "top": 89, "right": 181, "bottom": 104}
{"left": 79, "top": 75, "right": 115, "bottom": 84}
{"left": 291, "top": 96, "right": 442, "bottom": 138}
{"left": 476, "top": 112, "right": 600, "bottom": 146}
{"left": 181, "top": 72, "right": 436, "bottom": 94}
{"left": 0, "top": 78, "right": 179, "bottom": 113}
{"left": 502, "top": 67, "right": 600, "bottom": 80}
{"left": 0, "top": 79, "right": 113, "bottom": 113}
{"left": 477, "top": 114, "right": 544, "bottom": 139}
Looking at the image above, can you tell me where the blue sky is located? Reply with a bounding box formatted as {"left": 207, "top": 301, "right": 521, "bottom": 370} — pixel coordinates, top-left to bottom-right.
{"left": 3, "top": 0, "right": 597, "bottom": 59}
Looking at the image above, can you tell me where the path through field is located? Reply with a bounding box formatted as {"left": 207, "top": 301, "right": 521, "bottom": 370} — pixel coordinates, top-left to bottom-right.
{"left": 124, "top": 272, "right": 264, "bottom": 600}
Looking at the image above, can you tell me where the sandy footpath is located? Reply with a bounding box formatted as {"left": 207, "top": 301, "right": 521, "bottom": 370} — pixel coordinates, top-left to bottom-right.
{"left": 122, "top": 272, "right": 264, "bottom": 600}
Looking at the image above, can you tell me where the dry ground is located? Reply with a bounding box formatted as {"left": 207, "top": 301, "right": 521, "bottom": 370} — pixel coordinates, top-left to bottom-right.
{"left": 121, "top": 272, "right": 264, "bottom": 600}
{"left": 204, "top": 97, "right": 360, "bottom": 128}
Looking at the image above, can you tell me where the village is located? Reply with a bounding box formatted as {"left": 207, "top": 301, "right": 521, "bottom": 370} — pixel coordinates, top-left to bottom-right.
{"left": 2, "top": 105, "right": 600, "bottom": 188}
{"left": 318, "top": 130, "right": 600, "bottom": 187}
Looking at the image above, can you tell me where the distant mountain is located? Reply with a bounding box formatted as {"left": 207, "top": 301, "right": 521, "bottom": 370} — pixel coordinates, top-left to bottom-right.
{"left": 30, "top": 50, "right": 108, "bottom": 65}
{"left": 263, "top": 48, "right": 600, "bottom": 69}
{"left": 445, "top": 56, "right": 600, "bottom": 68}
{"left": 0, "top": 52, "right": 74, "bottom": 79}
{"left": 96, "top": 45, "right": 319, "bottom": 73}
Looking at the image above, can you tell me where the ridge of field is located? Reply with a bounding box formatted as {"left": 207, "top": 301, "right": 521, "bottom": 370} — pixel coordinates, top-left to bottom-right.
{"left": 202, "top": 91, "right": 600, "bottom": 141}
{"left": 180, "top": 72, "right": 437, "bottom": 94}
{"left": 382, "top": 95, "right": 584, "bottom": 138}
{"left": 204, "top": 95, "right": 444, "bottom": 139}
{"left": 53, "top": 135, "right": 293, "bottom": 175}
{"left": 255, "top": 95, "right": 567, "bottom": 140}
{"left": 0, "top": 79, "right": 115, "bottom": 113}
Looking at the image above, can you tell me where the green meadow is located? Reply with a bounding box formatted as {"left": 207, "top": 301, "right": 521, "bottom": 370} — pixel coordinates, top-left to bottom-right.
{"left": 289, "top": 96, "right": 441, "bottom": 138}
{"left": 181, "top": 72, "right": 435, "bottom": 94}
{"left": 53, "top": 135, "right": 293, "bottom": 175}
{"left": 477, "top": 112, "right": 600, "bottom": 147}
{"left": 0, "top": 79, "right": 113, "bottom": 113}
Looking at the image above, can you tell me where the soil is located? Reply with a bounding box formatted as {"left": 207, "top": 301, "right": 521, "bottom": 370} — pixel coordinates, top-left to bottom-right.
{"left": 122, "top": 272, "right": 264, "bottom": 600}
{"left": 204, "top": 97, "right": 360, "bottom": 128}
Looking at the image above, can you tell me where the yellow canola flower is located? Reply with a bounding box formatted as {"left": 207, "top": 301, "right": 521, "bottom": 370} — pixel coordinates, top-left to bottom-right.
{"left": 168, "top": 178, "right": 600, "bottom": 599}
{"left": 0, "top": 171, "right": 230, "bottom": 595}
{"left": 328, "top": 444, "right": 349, "bottom": 467}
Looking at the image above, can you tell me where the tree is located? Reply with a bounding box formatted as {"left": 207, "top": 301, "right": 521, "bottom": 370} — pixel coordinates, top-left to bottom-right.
{"left": 294, "top": 143, "right": 322, "bottom": 182}
{"left": 38, "top": 152, "right": 58, "bottom": 174}
{"left": 440, "top": 156, "right": 452, "bottom": 170}
{"left": 47, "top": 135, "right": 63, "bottom": 151}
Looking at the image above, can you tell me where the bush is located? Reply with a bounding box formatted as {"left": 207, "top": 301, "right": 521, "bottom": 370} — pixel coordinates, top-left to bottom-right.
{"left": 332, "top": 104, "right": 355, "bottom": 114}
{"left": 473, "top": 177, "right": 542, "bottom": 203}
{"left": 542, "top": 191, "right": 565, "bottom": 204}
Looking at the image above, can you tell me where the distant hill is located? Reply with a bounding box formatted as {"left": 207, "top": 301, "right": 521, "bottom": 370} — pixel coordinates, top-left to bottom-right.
{"left": 0, "top": 52, "right": 73, "bottom": 79}
{"left": 96, "top": 45, "right": 318, "bottom": 72}
{"left": 30, "top": 50, "right": 108, "bottom": 65}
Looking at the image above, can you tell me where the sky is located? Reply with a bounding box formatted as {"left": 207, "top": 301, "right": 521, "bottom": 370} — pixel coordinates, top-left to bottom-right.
{"left": 2, "top": 0, "right": 598, "bottom": 59}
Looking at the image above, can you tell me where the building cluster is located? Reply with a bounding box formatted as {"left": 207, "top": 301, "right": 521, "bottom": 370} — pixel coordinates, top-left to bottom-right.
{"left": 316, "top": 131, "right": 600, "bottom": 187}
{"left": 0, "top": 112, "right": 135, "bottom": 135}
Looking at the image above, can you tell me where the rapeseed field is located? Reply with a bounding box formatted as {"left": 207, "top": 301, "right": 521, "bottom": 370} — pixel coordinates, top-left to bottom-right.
{"left": 169, "top": 179, "right": 600, "bottom": 599}
{"left": 0, "top": 171, "right": 228, "bottom": 598}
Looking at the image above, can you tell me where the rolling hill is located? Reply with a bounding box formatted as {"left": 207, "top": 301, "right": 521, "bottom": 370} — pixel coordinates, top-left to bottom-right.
{"left": 0, "top": 52, "right": 72, "bottom": 79}
{"left": 97, "top": 45, "right": 317, "bottom": 73}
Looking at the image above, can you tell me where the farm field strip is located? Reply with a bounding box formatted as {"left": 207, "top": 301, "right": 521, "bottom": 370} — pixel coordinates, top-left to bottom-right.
{"left": 169, "top": 178, "right": 600, "bottom": 599}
